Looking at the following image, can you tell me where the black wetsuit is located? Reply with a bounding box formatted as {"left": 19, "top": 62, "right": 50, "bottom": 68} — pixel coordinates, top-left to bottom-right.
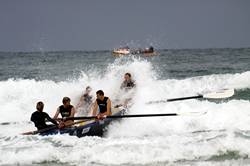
{"left": 31, "top": 111, "right": 58, "bottom": 130}
{"left": 96, "top": 97, "right": 109, "bottom": 113}
{"left": 59, "top": 105, "right": 73, "bottom": 118}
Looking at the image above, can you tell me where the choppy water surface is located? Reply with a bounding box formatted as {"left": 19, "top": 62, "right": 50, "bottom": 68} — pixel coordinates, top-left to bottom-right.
{"left": 0, "top": 48, "right": 250, "bottom": 165}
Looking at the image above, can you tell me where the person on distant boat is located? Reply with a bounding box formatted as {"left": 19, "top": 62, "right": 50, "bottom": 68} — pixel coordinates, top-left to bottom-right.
{"left": 120, "top": 73, "right": 136, "bottom": 91}
{"left": 75, "top": 86, "right": 94, "bottom": 116}
{"left": 92, "top": 90, "right": 112, "bottom": 119}
{"left": 149, "top": 46, "right": 154, "bottom": 52}
{"left": 53, "top": 97, "right": 76, "bottom": 126}
{"left": 31, "top": 101, "right": 59, "bottom": 130}
{"left": 144, "top": 46, "right": 154, "bottom": 53}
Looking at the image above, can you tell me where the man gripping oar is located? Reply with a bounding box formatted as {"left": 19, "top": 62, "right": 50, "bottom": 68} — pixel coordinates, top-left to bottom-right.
{"left": 31, "top": 101, "right": 60, "bottom": 130}
{"left": 53, "top": 97, "right": 76, "bottom": 127}
{"left": 92, "top": 90, "right": 112, "bottom": 120}
{"left": 24, "top": 100, "right": 76, "bottom": 135}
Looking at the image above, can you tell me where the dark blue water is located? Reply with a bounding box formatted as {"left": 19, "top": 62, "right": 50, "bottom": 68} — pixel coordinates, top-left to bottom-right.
{"left": 1, "top": 48, "right": 250, "bottom": 81}
{"left": 1, "top": 48, "right": 250, "bottom": 166}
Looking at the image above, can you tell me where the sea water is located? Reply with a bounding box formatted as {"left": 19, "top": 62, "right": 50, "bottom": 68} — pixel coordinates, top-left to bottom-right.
{"left": 0, "top": 48, "right": 250, "bottom": 165}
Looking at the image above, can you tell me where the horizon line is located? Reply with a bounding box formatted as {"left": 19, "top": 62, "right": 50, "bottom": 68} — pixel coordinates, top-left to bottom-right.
{"left": 0, "top": 46, "right": 250, "bottom": 53}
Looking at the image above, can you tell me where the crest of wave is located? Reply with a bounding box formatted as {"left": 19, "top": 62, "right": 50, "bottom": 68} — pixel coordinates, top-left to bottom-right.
{"left": 0, "top": 57, "right": 155, "bottom": 124}
{"left": 106, "top": 70, "right": 250, "bottom": 138}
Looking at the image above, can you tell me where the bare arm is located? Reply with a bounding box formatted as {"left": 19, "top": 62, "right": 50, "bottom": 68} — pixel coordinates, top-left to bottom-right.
{"left": 92, "top": 101, "right": 98, "bottom": 116}
{"left": 106, "top": 99, "right": 111, "bottom": 116}
{"left": 120, "top": 81, "right": 126, "bottom": 89}
{"left": 45, "top": 113, "right": 58, "bottom": 125}
{"left": 53, "top": 107, "right": 60, "bottom": 119}
{"left": 70, "top": 107, "right": 76, "bottom": 117}
{"left": 75, "top": 95, "right": 84, "bottom": 110}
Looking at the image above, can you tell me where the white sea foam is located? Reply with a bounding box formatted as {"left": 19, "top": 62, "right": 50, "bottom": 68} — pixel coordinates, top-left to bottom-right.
{"left": 1, "top": 58, "right": 250, "bottom": 165}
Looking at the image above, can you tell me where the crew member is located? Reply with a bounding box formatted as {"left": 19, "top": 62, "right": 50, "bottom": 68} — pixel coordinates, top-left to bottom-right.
{"left": 31, "top": 101, "right": 58, "bottom": 130}
{"left": 53, "top": 97, "right": 75, "bottom": 126}
{"left": 92, "top": 90, "right": 112, "bottom": 119}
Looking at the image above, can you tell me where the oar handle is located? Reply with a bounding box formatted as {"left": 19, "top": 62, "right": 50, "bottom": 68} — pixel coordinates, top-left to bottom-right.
{"left": 66, "top": 116, "right": 96, "bottom": 120}
{"left": 60, "top": 116, "right": 96, "bottom": 121}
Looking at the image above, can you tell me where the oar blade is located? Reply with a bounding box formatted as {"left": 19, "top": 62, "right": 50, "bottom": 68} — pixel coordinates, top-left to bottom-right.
{"left": 203, "top": 89, "right": 234, "bottom": 99}
{"left": 178, "top": 110, "right": 207, "bottom": 116}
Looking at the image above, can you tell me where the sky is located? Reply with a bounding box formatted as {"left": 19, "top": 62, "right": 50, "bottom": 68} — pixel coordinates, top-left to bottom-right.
{"left": 0, "top": 0, "right": 250, "bottom": 51}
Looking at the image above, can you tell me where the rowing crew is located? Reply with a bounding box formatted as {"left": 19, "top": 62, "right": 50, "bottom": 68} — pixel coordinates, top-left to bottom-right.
{"left": 30, "top": 73, "right": 136, "bottom": 130}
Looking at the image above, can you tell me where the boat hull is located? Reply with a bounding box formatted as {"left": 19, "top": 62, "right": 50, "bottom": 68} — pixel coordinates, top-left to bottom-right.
{"left": 40, "top": 108, "right": 126, "bottom": 137}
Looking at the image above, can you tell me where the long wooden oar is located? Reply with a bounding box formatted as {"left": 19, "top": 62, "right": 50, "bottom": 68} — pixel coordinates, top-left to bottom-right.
{"left": 147, "top": 89, "right": 234, "bottom": 104}
{"left": 21, "top": 120, "right": 88, "bottom": 135}
{"left": 64, "top": 111, "right": 207, "bottom": 121}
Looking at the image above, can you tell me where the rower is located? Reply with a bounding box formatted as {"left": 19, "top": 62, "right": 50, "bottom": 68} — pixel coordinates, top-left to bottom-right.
{"left": 149, "top": 46, "right": 154, "bottom": 53}
{"left": 31, "top": 101, "right": 58, "bottom": 130}
{"left": 92, "top": 90, "right": 112, "bottom": 119}
{"left": 119, "top": 73, "right": 136, "bottom": 107}
{"left": 75, "top": 86, "right": 94, "bottom": 116}
{"left": 53, "top": 97, "right": 76, "bottom": 126}
{"left": 120, "top": 73, "right": 136, "bottom": 91}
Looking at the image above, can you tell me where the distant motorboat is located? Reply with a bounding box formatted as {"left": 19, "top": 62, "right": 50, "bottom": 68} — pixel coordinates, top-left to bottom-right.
{"left": 112, "top": 47, "right": 130, "bottom": 55}
{"left": 112, "top": 46, "right": 158, "bottom": 56}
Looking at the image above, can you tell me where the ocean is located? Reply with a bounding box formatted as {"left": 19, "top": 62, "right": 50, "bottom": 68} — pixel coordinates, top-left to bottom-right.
{"left": 0, "top": 48, "right": 250, "bottom": 165}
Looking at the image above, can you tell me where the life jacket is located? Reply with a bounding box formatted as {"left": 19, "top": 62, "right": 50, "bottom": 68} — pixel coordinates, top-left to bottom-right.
{"left": 59, "top": 105, "right": 73, "bottom": 118}
{"left": 96, "top": 97, "right": 109, "bottom": 113}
